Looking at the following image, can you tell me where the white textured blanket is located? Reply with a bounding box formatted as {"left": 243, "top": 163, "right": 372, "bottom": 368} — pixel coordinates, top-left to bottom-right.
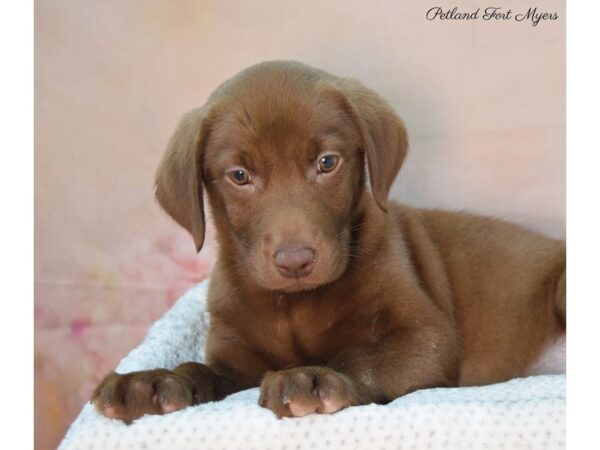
{"left": 59, "top": 281, "right": 565, "bottom": 450}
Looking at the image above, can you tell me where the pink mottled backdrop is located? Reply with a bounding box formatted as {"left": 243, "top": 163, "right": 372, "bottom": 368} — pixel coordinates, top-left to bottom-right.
{"left": 35, "top": 1, "right": 564, "bottom": 449}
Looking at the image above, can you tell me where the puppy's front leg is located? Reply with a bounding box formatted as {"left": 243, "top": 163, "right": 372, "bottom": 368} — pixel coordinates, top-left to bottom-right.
{"left": 328, "top": 322, "right": 459, "bottom": 404}
{"left": 260, "top": 305, "right": 458, "bottom": 418}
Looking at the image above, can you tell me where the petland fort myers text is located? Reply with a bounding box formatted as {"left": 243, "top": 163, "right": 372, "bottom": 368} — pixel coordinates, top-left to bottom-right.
{"left": 426, "top": 7, "right": 558, "bottom": 27}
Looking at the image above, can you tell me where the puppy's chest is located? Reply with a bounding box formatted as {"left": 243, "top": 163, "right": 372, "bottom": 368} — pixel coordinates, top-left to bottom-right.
{"left": 255, "top": 301, "right": 382, "bottom": 368}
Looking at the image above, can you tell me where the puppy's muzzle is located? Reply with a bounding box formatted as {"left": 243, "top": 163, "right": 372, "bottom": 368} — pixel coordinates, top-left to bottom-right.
{"left": 274, "top": 246, "right": 316, "bottom": 279}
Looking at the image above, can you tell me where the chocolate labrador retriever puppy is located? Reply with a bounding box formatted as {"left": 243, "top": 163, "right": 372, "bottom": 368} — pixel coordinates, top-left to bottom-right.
{"left": 93, "top": 61, "right": 566, "bottom": 422}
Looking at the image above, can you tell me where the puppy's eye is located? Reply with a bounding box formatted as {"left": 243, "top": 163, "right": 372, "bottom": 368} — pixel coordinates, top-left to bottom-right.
{"left": 227, "top": 169, "right": 251, "bottom": 185}
{"left": 317, "top": 155, "right": 339, "bottom": 174}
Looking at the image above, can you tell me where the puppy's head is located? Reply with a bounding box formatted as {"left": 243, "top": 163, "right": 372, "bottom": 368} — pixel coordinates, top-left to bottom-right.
{"left": 155, "top": 62, "right": 408, "bottom": 292}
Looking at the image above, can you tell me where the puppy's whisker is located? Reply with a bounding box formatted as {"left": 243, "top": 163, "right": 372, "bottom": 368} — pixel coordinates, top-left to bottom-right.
{"left": 219, "top": 260, "right": 248, "bottom": 280}
{"left": 235, "top": 237, "right": 252, "bottom": 250}
{"left": 334, "top": 223, "right": 365, "bottom": 244}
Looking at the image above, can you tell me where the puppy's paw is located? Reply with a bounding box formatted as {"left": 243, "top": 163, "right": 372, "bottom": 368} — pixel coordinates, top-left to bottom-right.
{"left": 91, "top": 369, "right": 195, "bottom": 424}
{"left": 258, "top": 367, "right": 358, "bottom": 418}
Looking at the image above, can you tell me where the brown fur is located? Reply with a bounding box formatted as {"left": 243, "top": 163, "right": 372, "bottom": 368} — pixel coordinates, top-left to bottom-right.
{"left": 93, "top": 61, "right": 565, "bottom": 422}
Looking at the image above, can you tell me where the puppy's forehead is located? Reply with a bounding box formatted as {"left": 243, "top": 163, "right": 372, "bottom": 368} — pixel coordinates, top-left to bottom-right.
{"left": 207, "top": 89, "right": 356, "bottom": 169}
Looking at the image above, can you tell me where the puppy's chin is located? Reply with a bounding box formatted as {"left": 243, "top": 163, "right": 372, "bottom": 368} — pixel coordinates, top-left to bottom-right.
{"left": 263, "top": 272, "right": 343, "bottom": 294}
{"left": 274, "top": 280, "right": 327, "bottom": 294}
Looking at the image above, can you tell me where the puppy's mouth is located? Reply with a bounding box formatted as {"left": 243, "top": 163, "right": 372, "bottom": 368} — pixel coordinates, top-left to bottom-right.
{"left": 268, "top": 264, "right": 345, "bottom": 293}
{"left": 275, "top": 279, "right": 324, "bottom": 294}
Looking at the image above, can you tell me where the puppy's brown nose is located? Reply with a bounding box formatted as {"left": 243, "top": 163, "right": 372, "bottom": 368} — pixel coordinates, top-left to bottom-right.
{"left": 274, "top": 246, "right": 316, "bottom": 278}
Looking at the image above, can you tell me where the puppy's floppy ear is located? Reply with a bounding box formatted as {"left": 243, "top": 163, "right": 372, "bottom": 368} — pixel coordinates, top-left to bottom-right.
{"left": 155, "top": 107, "right": 211, "bottom": 252}
{"left": 335, "top": 80, "right": 409, "bottom": 211}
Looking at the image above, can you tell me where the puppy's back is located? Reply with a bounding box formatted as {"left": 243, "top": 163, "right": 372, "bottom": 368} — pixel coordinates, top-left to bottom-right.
{"left": 393, "top": 204, "right": 565, "bottom": 384}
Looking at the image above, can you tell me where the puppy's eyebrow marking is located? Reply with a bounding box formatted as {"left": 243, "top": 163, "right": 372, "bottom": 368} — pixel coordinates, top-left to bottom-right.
{"left": 307, "top": 132, "right": 345, "bottom": 162}
{"left": 320, "top": 131, "right": 344, "bottom": 148}
{"left": 318, "top": 133, "right": 345, "bottom": 156}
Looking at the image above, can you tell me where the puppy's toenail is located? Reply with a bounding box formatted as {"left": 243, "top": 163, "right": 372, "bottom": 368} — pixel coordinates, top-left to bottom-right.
{"left": 318, "top": 390, "right": 327, "bottom": 402}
